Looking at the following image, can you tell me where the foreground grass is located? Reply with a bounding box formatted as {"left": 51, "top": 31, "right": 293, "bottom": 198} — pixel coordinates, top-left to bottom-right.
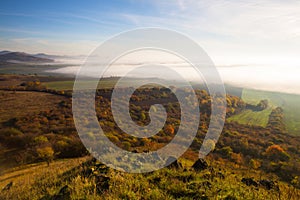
{"left": 1, "top": 156, "right": 300, "bottom": 199}
{"left": 0, "top": 157, "right": 89, "bottom": 200}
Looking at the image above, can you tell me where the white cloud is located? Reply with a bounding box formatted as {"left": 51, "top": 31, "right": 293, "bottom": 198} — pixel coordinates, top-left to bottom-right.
{"left": 121, "top": 0, "right": 300, "bottom": 66}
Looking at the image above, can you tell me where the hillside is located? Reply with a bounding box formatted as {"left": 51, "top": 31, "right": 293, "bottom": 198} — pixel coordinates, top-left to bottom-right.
{"left": 230, "top": 88, "right": 300, "bottom": 135}
{"left": 1, "top": 75, "right": 300, "bottom": 199}
{"left": 0, "top": 52, "right": 54, "bottom": 64}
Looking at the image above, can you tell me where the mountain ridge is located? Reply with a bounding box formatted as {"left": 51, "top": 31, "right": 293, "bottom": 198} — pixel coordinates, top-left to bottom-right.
{"left": 0, "top": 51, "right": 54, "bottom": 63}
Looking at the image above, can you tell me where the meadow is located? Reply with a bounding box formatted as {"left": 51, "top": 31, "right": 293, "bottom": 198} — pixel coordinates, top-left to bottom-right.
{"left": 227, "top": 108, "right": 273, "bottom": 127}
{"left": 227, "top": 88, "right": 300, "bottom": 135}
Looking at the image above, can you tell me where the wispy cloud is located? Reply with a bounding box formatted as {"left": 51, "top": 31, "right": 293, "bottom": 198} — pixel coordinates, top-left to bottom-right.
{"left": 125, "top": 0, "right": 300, "bottom": 41}
{"left": 117, "top": 0, "right": 300, "bottom": 65}
{"left": 0, "top": 27, "right": 44, "bottom": 35}
{"left": 0, "top": 11, "right": 36, "bottom": 17}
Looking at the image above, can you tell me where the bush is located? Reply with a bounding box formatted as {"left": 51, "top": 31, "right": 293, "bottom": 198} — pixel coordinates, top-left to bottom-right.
{"left": 0, "top": 128, "right": 27, "bottom": 148}
{"left": 0, "top": 128, "right": 23, "bottom": 137}
{"left": 265, "top": 144, "right": 290, "bottom": 162}
{"left": 55, "top": 139, "right": 87, "bottom": 158}
{"left": 33, "top": 136, "right": 49, "bottom": 144}
{"left": 217, "top": 146, "right": 233, "bottom": 159}
{"left": 36, "top": 146, "right": 54, "bottom": 165}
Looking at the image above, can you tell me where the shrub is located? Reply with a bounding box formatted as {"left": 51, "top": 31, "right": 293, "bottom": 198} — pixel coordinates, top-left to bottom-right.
{"left": 36, "top": 146, "right": 54, "bottom": 166}
{"left": 249, "top": 159, "right": 261, "bottom": 169}
{"left": 33, "top": 136, "right": 49, "bottom": 144}
{"left": 165, "top": 124, "right": 175, "bottom": 135}
{"left": 265, "top": 144, "right": 290, "bottom": 162}
{"left": 217, "top": 146, "right": 233, "bottom": 159}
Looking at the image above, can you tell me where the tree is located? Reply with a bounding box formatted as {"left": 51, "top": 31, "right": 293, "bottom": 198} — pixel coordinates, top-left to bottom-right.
{"left": 249, "top": 159, "right": 261, "bottom": 169}
{"left": 165, "top": 124, "right": 175, "bottom": 135}
{"left": 33, "top": 135, "right": 48, "bottom": 144}
{"left": 107, "top": 135, "right": 119, "bottom": 143}
{"left": 140, "top": 111, "right": 146, "bottom": 121}
{"left": 256, "top": 99, "right": 268, "bottom": 111}
{"left": 122, "top": 141, "right": 131, "bottom": 151}
{"left": 231, "top": 153, "right": 243, "bottom": 164}
{"left": 265, "top": 144, "right": 290, "bottom": 162}
{"left": 36, "top": 146, "right": 54, "bottom": 166}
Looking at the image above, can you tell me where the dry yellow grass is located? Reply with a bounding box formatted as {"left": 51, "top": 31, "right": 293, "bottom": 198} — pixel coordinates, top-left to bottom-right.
{"left": 0, "top": 157, "right": 89, "bottom": 199}
{"left": 0, "top": 90, "right": 66, "bottom": 123}
{"left": 1, "top": 156, "right": 300, "bottom": 200}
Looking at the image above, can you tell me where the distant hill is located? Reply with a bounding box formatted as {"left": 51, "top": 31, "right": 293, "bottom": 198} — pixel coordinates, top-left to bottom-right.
{"left": 0, "top": 50, "right": 11, "bottom": 55}
{"left": 33, "top": 53, "right": 65, "bottom": 60}
{"left": 0, "top": 51, "right": 54, "bottom": 63}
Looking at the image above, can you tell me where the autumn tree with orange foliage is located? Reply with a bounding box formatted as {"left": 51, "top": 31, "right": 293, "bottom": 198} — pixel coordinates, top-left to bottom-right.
{"left": 165, "top": 124, "right": 175, "bottom": 135}
{"left": 265, "top": 144, "right": 290, "bottom": 162}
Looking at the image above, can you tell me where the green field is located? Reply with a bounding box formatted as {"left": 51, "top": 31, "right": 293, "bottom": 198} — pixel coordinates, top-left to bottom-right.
{"left": 44, "top": 77, "right": 188, "bottom": 91}
{"left": 44, "top": 80, "right": 76, "bottom": 90}
{"left": 227, "top": 108, "right": 273, "bottom": 127}
{"left": 44, "top": 79, "right": 122, "bottom": 90}
{"left": 229, "top": 88, "right": 300, "bottom": 135}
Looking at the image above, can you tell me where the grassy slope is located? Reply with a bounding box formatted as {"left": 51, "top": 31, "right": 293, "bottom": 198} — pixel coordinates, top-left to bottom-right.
{"left": 44, "top": 79, "right": 120, "bottom": 90}
{"left": 44, "top": 81, "right": 75, "bottom": 90}
{"left": 1, "top": 157, "right": 300, "bottom": 199}
{"left": 0, "top": 76, "right": 300, "bottom": 198}
{"left": 44, "top": 78, "right": 191, "bottom": 91}
{"left": 0, "top": 90, "right": 67, "bottom": 172}
{"left": 0, "top": 157, "right": 89, "bottom": 200}
{"left": 227, "top": 108, "right": 273, "bottom": 127}
{"left": 44, "top": 79, "right": 123, "bottom": 90}
{"left": 227, "top": 88, "right": 300, "bottom": 135}
{"left": 0, "top": 90, "right": 66, "bottom": 123}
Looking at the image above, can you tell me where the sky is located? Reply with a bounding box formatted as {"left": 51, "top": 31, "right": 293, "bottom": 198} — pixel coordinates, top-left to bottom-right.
{"left": 1, "top": 0, "right": 300, "bottom": 66}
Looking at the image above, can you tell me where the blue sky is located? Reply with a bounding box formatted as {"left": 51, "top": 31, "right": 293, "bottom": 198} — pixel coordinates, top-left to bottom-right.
{"left": 0, "top": 1, "right": 151, "bottom": 42}
{"left": 0, "top": 0, "right": 161, "bottom": 55}
{"left": 1, "top": 0, "right": 300, "bottom": 66}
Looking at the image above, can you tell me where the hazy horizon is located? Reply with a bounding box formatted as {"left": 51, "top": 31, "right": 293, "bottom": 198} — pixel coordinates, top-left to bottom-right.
{"left": 32, "top": 48, "right": 297, "bottom": 95}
